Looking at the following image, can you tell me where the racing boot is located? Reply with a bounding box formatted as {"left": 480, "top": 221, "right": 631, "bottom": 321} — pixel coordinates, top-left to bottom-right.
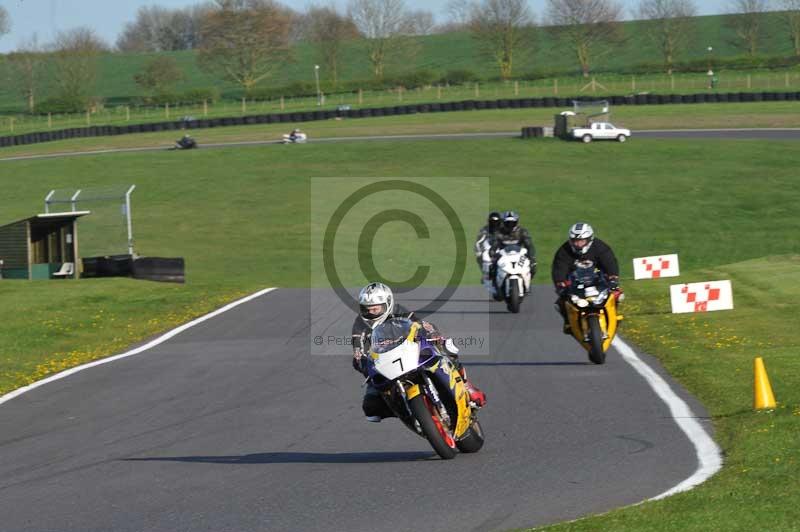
{"left": 458, "top": 366, "right": 486, "bottom": 408}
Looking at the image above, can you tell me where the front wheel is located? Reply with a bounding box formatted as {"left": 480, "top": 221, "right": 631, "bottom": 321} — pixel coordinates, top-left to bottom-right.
{"left": 582, "top": 134, "right": 592, "bottom": 143}
{"left": 507, "top": 280, "right": 521, "bottom": 313}
{"left": 617, "top": 134, "right": 627, "bottom": 143}
{"left": 409, "top": 395, "right": 457, "bottom": 459}
{"left": 587, "top": 314, "right": 606, "bottom": 365}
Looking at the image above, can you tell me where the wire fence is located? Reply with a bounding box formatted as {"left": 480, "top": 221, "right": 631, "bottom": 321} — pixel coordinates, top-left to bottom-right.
{"left": 3, "top": 70, "right": 800, "bottom": 137}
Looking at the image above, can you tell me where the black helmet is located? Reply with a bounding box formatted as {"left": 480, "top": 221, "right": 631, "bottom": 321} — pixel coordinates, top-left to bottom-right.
{"left": 487, "top": 211, "right": 501, "bottom": 232}
{"left": 501, "top": 210, "right": 519, "bottom": 233}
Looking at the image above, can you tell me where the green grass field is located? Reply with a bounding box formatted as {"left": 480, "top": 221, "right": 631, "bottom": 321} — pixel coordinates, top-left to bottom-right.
{"left": 1, "top": 130, "right": 799, "bottom": 529}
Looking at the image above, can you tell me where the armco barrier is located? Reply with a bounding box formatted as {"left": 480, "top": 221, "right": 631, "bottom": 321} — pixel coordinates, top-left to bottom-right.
{"left": 132, "top": 257, "right": 185, "bottom": 283}
{"left": 0, "top": 91, "right": 792, "bottom": 149}
{"left": 81, "top": 254, "right": 134, "bottom": 278}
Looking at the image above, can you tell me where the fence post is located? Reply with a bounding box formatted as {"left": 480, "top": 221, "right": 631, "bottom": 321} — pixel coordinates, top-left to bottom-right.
{"left": 437, "top": 85, "right": 441, "bottom": 99}
{"left": 203, "top": 100, "right": 208, "bottom": 116}
{"left": 48, "top": 113, "right": 52, "bottom": 129}
{"left": 670, "top": 75, "right": 675, "bottom": 91}
{"left": 514, "top": 80, "right": 519, "bottom": 96}
{"left": 475, "top": 83, "right": 479, "bottom": 98}
{"left": 165, "top": 103, "right": 170, "bottom": 119}
{"left": 280, "top": 96, "right": 285, "bottom": 111}
{"left": 554, "top": 78, "right": 558, "bottom": 95}
{"left": 632, "top": 76, "right": 636, "bottom": 92}
{"left": 9, "top": 117, "right": 14, "bottom": 133}
{"left": 242, "top": 97, "right": 246, "bottom": 114}
{"left": 747, "top": 74, "right": 751, "bottom": 89}
{"left": 126, "top": 106, "right": 130, "bottom": 121}
{"left": 786, "top": 72, "right": 790, "bottom": 88}
{"left": 86, "top": 110, "right": 91, "bottom": 126}
{"left": 398, "top": 86, "right": 403, "bottom": 102}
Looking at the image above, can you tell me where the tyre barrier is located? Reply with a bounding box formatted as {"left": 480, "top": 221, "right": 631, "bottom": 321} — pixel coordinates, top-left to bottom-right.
{"left": 521, "top": 126, "right": 545, "bottom": 139}
{"left": 132, "top": 257, "right": 185, "bottom": 283}
{"left": 81, "top": 254, "right": 134, "bottom": 278}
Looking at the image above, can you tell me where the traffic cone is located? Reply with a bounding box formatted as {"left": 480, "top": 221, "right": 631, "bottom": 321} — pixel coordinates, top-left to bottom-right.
{"left": 753, "top": 357, "right": 776, "bottom": 410}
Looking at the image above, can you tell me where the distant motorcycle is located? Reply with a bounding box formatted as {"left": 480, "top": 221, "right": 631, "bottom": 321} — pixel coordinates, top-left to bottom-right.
{"left": 171, "top": 135, "right": 197, "bottom": 150}
{"left": 485, "top": 244, "right": 533, "bottom": 313}
{"left": 365, "top": 318, "right": 485, "bottom": 460}
{"left": 564, "top": 260, "right": 623, "bottom": 364}
{"left": 282, "top": 129, "right": 307, "bottom": 144}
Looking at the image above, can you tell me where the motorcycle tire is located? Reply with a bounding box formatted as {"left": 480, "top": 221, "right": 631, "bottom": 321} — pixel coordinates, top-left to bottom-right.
{"left": 587, "top": 314, "right": 606, "bottom": 365}
{"left": 456, "top": 419, "right": 485, "bottom": 453}
{"left": 409, "top": 395, "right": 457, "bottom": 460}
{"left": 507, "top": 281, "right": 521, "bottom": 313}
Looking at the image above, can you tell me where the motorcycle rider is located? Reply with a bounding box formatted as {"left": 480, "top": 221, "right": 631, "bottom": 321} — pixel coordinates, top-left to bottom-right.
{"left": 175, "top": 133, "right": 196, "bottom": 149}
{"left": 352, "top": 282, "right": 486, "bottom": 422}
{"left": 474, "top": 211, "right": 502, "bottom": 281}
{"left": 551, "top": 222, "right": 621, "bottom": 334}
{"left": 489, "top": 211, "right": 537, "bottom": 290}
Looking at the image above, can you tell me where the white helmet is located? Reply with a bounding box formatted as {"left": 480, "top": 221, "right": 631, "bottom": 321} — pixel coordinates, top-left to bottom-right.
{"left": 358, "top": 282, "right": 394, "bottom": 329}
{"left": 568, "top": 222, "right": 595, "bottom": 255}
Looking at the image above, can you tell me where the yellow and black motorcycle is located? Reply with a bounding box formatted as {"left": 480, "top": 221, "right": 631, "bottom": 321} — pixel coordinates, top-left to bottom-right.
{"left": 366, "top": 318, "right": 484, "bottom": 459}
{"left": 564, "top": 261, "right": 623, "bottom": 365}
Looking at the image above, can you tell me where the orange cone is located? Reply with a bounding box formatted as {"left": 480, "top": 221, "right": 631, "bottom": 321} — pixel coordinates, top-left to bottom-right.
{"left": 753, "top": 357, "right": 776, "bottom": 410}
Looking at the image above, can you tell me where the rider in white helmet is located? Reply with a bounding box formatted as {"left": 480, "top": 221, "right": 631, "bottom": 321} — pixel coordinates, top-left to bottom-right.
{"left": 351, "top": 282, "right": 486, "bottom": 422}
{"left": 551, "top": 222, "right": 620, "bottom": 334}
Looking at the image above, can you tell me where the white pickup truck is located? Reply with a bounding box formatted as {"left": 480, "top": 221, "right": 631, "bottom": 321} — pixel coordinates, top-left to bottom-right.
{"left": 571, "top": 122, "right": 631, "bottom": 143}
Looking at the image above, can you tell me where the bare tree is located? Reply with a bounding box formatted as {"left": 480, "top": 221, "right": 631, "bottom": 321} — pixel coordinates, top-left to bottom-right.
{"left": 116, "top": 4, "right": 213, "bottom": 51}
{"left": 348, "top": 0, "right": 417, "bottom": 79}
{"left": 408, "top": 10, "right": 437, "bottom": 35}
{"left": 546, "top": 0, "right": 625, "bottom": 78}
{"left": 197, "top": 0, "right": 292, "bottom": 92}
{"left": 445, "top": 0, "right": 472, "bottom": 28}
{"left": 0, "top": 6, "right": 10, "bottom": 38}
{"left": 726, "top": 0, "right": 770, "bottom": 56}
{"left": 777, "top": 0, "right": 800, "bottom": 55}
{"left": 468, "top": 0, "right": 534, "bottom": 79}
{"left": 7, "top": 36, "right": 45, "bottom": 112}
{"left": 307, "top": 5, "right": 359, "bottom": 86}
{"left": 134, "top": 56, "right": 185, "bottom": 97}
{"left": 52, "top": 27, "right": 108, "bottom": 106}
{"left": 636, "top": 0, "right": 697, "bottom": 74}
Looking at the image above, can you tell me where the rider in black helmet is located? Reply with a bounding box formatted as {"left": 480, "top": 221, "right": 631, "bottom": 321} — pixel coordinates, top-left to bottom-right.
{"left": 489, "top": 211, "right": 537, "bottom": 288}
{"left": 475, "top": 211, "right": 502, "bottom": 280}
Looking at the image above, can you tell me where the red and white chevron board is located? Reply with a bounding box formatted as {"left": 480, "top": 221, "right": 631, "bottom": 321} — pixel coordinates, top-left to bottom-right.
{"left": 670, "top": 280, "right": 734, "bottom": 314}
{"left": 633, "top": 254, "right": 680, "bottom": 280}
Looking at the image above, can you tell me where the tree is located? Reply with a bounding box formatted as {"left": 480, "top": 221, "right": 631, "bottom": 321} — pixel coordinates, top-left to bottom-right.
{"left": 197, "top": 0, "right": 292, "bottom": 93}
{"left": 777, "top": 0, "right": 800, "bottom": 56}
{"left": 0, "top": 6, "right": 10, "bottom": 38}
{"left": 7, "top": 36, "right": 46, "bottom": 112}
{"left": 468, "top": 0, "right": 534, "bottom": 80}
{"left": 444, "top": 0, "right": 472, "bottom": 28}
{"left": 545, "top": 0, "right": 625, "bottom": 78}
{"left": 348, "top": 0, "right": 417, "bottom": 79}
{"left": 636, "top": 0, "right": 697, "bottom": 74}
{"left": 307, "top": 5, "right": 359, "bottom": 86}
{"left": 726, "top": 0, "right": 770, "bottom": 56}
{"left": 408, "top": 10, "right": 437, "bottom": 35}
{"left": 116, "top": 4, "right": 213, "bottom": 51}
{"left": 134, "top": 56, "right": 185, "bottom": 96}
{"left": 51, "top": 27, "right": 108, "bottom": 107}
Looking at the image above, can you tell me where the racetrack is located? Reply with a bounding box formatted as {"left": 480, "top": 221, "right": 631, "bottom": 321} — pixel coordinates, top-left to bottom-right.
{"left": 0, "top": 286, "right": 715, "bottom": 532}
{"left": 1, "top": 127, "right": 798, "bottom": 162}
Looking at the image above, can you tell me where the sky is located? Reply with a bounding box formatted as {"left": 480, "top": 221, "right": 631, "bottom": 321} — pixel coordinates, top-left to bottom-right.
{"left": 0, "top": 0, "right": 732, "bottom": 53}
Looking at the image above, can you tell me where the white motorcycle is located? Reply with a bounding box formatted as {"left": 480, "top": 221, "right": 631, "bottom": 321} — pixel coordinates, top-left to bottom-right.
{"left": 490, "top": 244, "right": 533, "bottom": 313}
{"left": 282, "top": 131, "right": 307, "bottom": 144}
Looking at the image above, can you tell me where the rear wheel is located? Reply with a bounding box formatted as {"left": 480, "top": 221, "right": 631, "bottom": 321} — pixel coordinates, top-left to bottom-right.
{"left": 617, "top": 134, "right": 627, "bottom": 143}
{"left": 507, "top": 281, "right": 521, "bottom": 313}
{"left": 582, "top": 134, "right": 592, "bottom": 143}
{"left": 456, "top": 419, "right": 485, "bottom": 453}
{"left": 587, "top": 314, "right": 606, "bottom": 365}
{"left": 409, "top": 395, "right": 457, "bottom": 459}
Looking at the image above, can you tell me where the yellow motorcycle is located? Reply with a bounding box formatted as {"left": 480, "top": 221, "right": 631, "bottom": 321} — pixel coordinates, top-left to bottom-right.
{"left": 367, "top": 318, "right": 484, "bottom": 459}
{"left": 564, "top": 261, "right": 623, "bottom": 365}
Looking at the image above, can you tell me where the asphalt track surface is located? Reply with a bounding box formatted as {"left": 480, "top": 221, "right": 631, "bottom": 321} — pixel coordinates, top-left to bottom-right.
{"left": 1, "top": 127, "right": 799, "bottom": 162}
{"left": 0, "top": 286, "right": 714, "bottom": 532}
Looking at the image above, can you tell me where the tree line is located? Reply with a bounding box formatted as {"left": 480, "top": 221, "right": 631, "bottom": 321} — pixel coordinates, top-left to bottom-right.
{"left": 2, "top": 0, "right": 800, "bottom": 113}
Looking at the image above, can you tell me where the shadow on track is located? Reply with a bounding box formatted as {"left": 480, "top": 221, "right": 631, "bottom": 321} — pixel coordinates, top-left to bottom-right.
{"left": 124, "top": 451, "right": 434, "bottom": 464}
{"left": 464, "top": 361, "right": 589, "bottom": 367}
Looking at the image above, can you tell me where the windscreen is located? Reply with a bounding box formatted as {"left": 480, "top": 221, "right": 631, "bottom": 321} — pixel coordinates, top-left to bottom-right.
{"left": 371, "top": 318, "right": 413, "bottom": 354}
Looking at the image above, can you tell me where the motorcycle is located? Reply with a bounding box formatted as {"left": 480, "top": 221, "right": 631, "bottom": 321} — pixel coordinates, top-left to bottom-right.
{"left": 492, "top": 245, "right": 533, "bottom": 313}
{"left": 563, "top": 260, "right": 623, "bottom": 364}
{"left": 282, "top": 131, "right": 307, "bottom": 144}
{"left": 170, "top": 136, "right": 197, "bottom": 150}
{"left": 365, "top": 318, "right": 485, "bottom": 460}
